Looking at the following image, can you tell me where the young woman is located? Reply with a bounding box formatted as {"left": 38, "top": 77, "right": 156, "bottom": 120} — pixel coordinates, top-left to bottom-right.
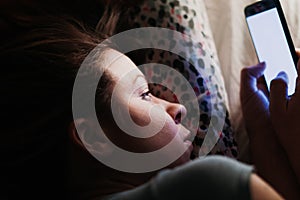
{"left": 1, "top": 10, "right": 291, "bottom": 198}
{"left": 97, "top": 0, "right": 238, "bottom": 159}
{"left": 1, "top": 1, "right": 299, "bottom": 200}
{"left": 95, "top": 2, "right": 300, "bottom": 198}
{"left": 68, "top": 46, "right": 283, "bottom": 200}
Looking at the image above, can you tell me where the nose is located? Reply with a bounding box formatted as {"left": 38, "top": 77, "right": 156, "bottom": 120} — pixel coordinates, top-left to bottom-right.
{"left": 166, "top": 102, "right": 187, "bottom": 124}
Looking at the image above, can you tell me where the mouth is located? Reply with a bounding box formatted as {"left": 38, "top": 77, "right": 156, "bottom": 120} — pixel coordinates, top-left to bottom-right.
{"left": 184, "top": 130, "right": 195, "bottom": 142}
{"left": 184, "top": 140, "right": 194, "bottom": 152}
{"left": 179, "top": 125, "right": 195, "bottom": 151}
{"left": 184, "top": 130, "right": 195, "bottom": 152}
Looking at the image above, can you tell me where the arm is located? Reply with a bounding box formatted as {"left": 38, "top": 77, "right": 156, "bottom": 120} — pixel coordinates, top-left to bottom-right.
{"left": 240, "top": 63, "right": 300, "bottom": 199}
{"left": 250, "top": 174, "right": 283, "bottom": 200}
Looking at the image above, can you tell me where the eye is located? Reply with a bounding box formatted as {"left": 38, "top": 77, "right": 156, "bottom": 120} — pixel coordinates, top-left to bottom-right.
{"left": 141, "top": 90, "right": 152, "bottom": 101}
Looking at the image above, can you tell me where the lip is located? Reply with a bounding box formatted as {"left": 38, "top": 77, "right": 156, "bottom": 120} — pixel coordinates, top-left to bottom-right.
{"left": 180, "top": 126, "right": 195, "bottom": 151}
{"left": 184, "top": 140, "right": 192, "bottom": 145}
{"left": 184, "top": 130, "right": 194, "bottom": 141}
{"left": 184, "top": 140, "right": 194, "bottom": 151}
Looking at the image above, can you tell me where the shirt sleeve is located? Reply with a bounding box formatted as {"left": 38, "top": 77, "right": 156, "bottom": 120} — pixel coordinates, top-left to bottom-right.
{"left": 103, "top": 155, "right": 254, "bottom": 200}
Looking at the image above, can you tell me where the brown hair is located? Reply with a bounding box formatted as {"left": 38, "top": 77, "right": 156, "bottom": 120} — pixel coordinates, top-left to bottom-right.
{"left": 0, "top": 12, "right": 113, "bottom": 198}
{"left": 96, "top": 0, "right": 146, "bottom": 36}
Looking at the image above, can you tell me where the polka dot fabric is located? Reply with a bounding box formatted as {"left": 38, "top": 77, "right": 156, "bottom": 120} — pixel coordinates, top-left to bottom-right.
{"left": 126, "top": 0, "right": 238, "bottom": 159}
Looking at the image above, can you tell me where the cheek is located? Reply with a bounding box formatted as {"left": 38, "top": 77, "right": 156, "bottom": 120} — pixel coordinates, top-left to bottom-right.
{"left": 129, "top": 105, "right": 151, "bottom": 127}
{"left": 146, "top": 120, "right": 179, "bottom": 149}
{"left": 107, "top": 121, "right": 179, "bottom": 153}
{"left": 115, "top": 99, "right": 186, "bottom": 153}
{"left": 129, "top": 106, "right": 181, "bottom": 151}
{"left": 129, "top": 100, "right": 165, "bottom": 127}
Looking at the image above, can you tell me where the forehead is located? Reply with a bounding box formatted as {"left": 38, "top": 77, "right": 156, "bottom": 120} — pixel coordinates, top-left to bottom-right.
{"left": 104, "top": 49, "right": 142, "bottom": 81}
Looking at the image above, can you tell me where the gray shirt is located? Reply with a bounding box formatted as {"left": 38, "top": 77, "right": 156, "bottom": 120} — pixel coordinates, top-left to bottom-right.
{"left": 102, "top": 156, "right": 253, "bottom": 200}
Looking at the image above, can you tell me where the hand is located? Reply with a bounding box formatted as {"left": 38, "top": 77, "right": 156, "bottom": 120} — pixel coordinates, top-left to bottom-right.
{"left": 269, "top": 59, "right": 300, "bottom": 185}
{"left": 269, "top": 50, "right": 300, "bottom": 151}
{"left": 240, "top": 62, "right": 300, "bottom": 199}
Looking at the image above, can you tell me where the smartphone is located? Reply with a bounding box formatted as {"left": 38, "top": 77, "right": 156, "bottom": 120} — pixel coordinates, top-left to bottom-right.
{"left": 245, "top": 0, "right": 298, "bottom": 96}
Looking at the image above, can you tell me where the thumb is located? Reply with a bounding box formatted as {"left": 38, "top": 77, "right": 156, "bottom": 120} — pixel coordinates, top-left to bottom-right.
{"left": 269, "top": 71, "right": 289, "bottom": 117}
{"left": 295, "top": 48, "right": 300, "bottom": 58}
{"left": 240, "top": 62, "right": 266, "bottom": 103}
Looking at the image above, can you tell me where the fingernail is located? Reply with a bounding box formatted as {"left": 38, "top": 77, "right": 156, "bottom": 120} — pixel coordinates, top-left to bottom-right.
{"left": 277, "top": 71, "right": 289, "bottom": 83}
{"left": 277, "top": 71, "right": 287, "bottom": 77}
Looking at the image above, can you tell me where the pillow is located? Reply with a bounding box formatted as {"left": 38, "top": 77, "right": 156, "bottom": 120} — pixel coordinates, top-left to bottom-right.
{"left": 119, "top": 0, "right": 238, "bottom": 159}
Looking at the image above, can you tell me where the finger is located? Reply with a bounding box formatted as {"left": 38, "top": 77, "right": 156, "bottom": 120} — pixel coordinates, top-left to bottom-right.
{"left": 295, "top": 51, "right": 300, "bottom": 75}
{"left": 296, "top": 48, "right": 300, "bottom": 58}
{"left": 291, "top": 76, "right": 300, "bottom": 102}
{"left": 295, "top": 76, "right": 300, "bottom": 94}
{"left": 269, "top": 71, "right": 289, "bottom": 117}
{"left": 240, "top": 62, "right": 266, "bottom": 103}
{"left": 294, "top": 54, "right": 300, "bottom": 94}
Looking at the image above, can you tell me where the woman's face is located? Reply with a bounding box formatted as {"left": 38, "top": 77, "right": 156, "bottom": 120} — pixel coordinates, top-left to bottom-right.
{"left": 101, "top": 49, "right": 193, "bottom": 167}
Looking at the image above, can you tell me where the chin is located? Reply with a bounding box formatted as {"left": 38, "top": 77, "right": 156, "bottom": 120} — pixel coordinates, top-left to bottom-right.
{"left": 168, "top": 149, "right": 193, "bottom": 169}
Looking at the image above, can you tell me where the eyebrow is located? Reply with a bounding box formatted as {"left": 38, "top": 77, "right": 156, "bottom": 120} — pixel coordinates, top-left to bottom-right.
{"left": 133, "top": 74, "right": 148, "bottom": 85}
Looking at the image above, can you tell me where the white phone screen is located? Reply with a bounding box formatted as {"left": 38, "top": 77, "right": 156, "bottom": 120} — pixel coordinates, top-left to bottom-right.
{"left": 246, "top": 8, "right": 297, "bottom": 95}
